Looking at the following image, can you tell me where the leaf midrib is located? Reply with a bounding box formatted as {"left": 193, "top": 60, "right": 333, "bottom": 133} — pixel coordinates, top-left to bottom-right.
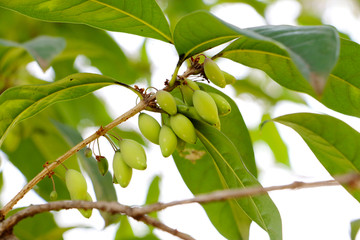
{"left": 196, "top": 129, "right": 268, "bottom": 231}
{"left": 89, "top": 0, "right": 173, "bottom": 43}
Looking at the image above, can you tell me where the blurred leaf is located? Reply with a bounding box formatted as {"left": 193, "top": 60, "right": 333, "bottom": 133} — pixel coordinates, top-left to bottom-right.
{"left": 274, "top": 113, "right": 360, "bottom": 202}
{"left": 0, "top": 0, "right": 172, "bottom": 43}
{"left": 1, "top": 112, "right": 80, "bottom": 201}
{"left": 52, "top": 120, "right": 119, "bottom": 226}
{"left": 194, "top": 120, "right": 282, "bottom": 240}
{"left": 199, "top": 83, "right": 257, "bottom": 177}
{"left": 145, "top": 175, "right": 161, "bottom": 230}
{"left": 173, "top": 140, "right": 251, "bottom": 240}
{"left": 217, "top": 0, "right": 268, "bottom": 16}
{"left": 351, "top": 219, "right": 360, "bottom": 240}
{"left": 0, "top": 73, "right": 118, "bottom": 146}
{"left": 0, "top": 36, "right": 66, "bottom": 71}
{"left": 115, "top": 215, "right": 135, "bottom": 240}
{"left": 252, "top": 114, "right": 290, "bottom": 166}
{"left": 9, "top": 208, "right": 72, "bottom": 240}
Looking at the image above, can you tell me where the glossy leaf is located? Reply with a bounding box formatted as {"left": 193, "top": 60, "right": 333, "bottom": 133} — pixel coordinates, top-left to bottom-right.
{"left": 0, "top": 0, "right": 172, "bottom": 43}
{"left": 0, "top": 73, "right": 117, "bottom": 146}
{"left": 174, "top": 11, "right": 339, "bottom": 90}
{"left": 173, "top": 140, "right": 251, "bottom": 240}
{"left": 9, "top": 208, "right": 72, "bottom": 240}
{"left": 0, "top": 36, "right": 66, "bottom": 71}
{"left": 351, "top": 219, "right": 360, "bottom": 240}
{"left": 52, "top": 120, "right": 119, "bottom": 226}
{"left": 194, "top": 120, "right": 282, "bottom": 240}
{"left": 198, "top": 83, "right": 257, "bottom": 177}
{"left": 274, "top": 113, "right": 360, "bottom": 202}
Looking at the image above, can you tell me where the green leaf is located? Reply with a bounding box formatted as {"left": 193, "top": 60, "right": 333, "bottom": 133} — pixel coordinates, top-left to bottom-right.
{"left": 0, "top": 36, "right": 66, "bottom": 71}
{"left": 52, "top": 120, "right": 119, "bottom": 226}
{"left": 274, "top": 113, "right": 360, "bottom": 202}
{"left": 174, "top": 11, "right": 339, "bottom": 91}
{"left": 9, "top": 208, "right": 72, "bottom": 240}
{"left": 0, "top": 73, "right": 117, "bottom": 147}
{"left": 145, "top": 175, "right": 161, "bottom": 231}
{"left": 198, "top": 83, "right": 257, "bottom": 177}
{"left": 194, "top": 120, "right": 282, "bottom": 240}
{"left": 218, "top": 25, "right": 340, "bottom": 95}
{"left": 173, "top": 140, "right": 251, "bottom": 240}
{"left": 351, "top": 219, "right": 360, "bottom": 240}
{"left": 0, "top": 0, "right": 172, "bottom": 43}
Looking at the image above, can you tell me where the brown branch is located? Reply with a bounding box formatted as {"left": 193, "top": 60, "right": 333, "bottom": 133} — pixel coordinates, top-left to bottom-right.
{"left": 1, "top": 173, "right": 359, "bottom": 240}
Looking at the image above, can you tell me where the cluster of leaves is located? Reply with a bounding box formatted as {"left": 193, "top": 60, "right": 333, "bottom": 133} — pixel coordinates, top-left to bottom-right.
{"left": 1, "top": 0, "right": 360, "bottom": 239}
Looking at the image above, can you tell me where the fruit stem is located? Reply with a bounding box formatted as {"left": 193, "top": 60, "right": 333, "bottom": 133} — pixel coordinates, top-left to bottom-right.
{"left": 168, "top": 61, "right": 182, "bottom": 87}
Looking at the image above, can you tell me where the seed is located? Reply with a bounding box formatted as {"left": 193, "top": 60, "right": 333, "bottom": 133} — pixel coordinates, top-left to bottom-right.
{"left": 97, "top": 156, "right": 109, "bottom": 176}
{"left": 138, "top": 113, "right": 161, "bottom": 144}
{"left": 119, "top": 139, "right": 147, "bottom": 170}
{"left": 204, "top": 58, "right": 226, "bottom": 88}
{"left": 156, "top": 90, "right": 177, "bottom": 115}
{"left": 179, "top": 79, "right": 200, "bottom": 105}
{"left": 193, "top": 90, "right": 219, "bottom": 125}
{"left": 65, "top": 169, "right": 87, "bottom": 200}
{"left": 113, "top": 151, "right": 133, "bottom": 188}
{"left": 222, "top": 71, "right": 236, "bottom": 85}
{"left": 170, "top": 114, "right": 197, "bottom": 144}
{"left": 159, "top": 125, "right": 177, "bottom": 157}
{"left": 208, "top": 92, "right": 231, "bottom": 116}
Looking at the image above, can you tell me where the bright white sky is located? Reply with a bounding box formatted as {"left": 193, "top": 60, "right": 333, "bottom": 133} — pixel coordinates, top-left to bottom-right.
{"left": 2, "top": 1, "right": 360, "bottom": 240}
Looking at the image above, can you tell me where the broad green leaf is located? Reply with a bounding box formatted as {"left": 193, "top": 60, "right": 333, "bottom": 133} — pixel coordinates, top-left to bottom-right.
{"left": 0, "top": 73, "right": 117, "bottom": 147}
{"left": 0, "top": 0, "right": 172, "bottom": 43}
{"left": 145, "top": 175, "right": 160, "bottom": 231}
{"left": 252, "top": 114, "right": 290, "bottom": 167}
{"left": 9, "top": 208, "right": 72, "bottom": 240}
{"left": 173, "top": 140, "right": 251, "bottom": 240}
{"left": 0, "top": 36, "right": 66, "bottom": 71}
{"left": 194, "top": 120, "right": 282, "bottom": 240}
{"left": 351, "top": 219, "right": 360, "bottom": 240}
{"left": 198, "top": 83, "right": 257, "bottom": 177}
{"left": 174, "top": 11, "right": 339, "bottom": 91}
{"left": 1, "top": 112, "right": 80, "bottom": 201}
{"left": 52, "top": 120, "right": 119, "bottom": 226}
{"left": 274, "top": 113, "right": 360, "bottom": 202}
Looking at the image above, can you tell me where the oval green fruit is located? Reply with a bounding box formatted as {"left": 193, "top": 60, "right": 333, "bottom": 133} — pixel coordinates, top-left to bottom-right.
{"left": 204, "top": 58, "right": 226, "bottom": 88}
{"left": 179, "top": 79, "right": 200, "bottom": 105}
{"left": 170, "top": 114, "right": 197, "bottom": 144}
{"left": 208, "top": 92, "right": 231, "bottom": 116}
{"left": 138, "top": 113, "right": 161, "bottom": 144}
{"left": 97, "top": 156, "right": 109, "bottom": 176}
{"left": 119, "top": 139, "right": 147, "bottom": 170}
{"left": 50, "top": 190, "right": 58, "bottom": 201}
{"left": 159, "top": 125, "right": 177, "bottom": 157}
{"left": 222, "top": 71, "right": 236, "bottom": 85}
{"left": 65, "top": 169, "right": 87, "bottom": 200}
{"left": 193, "top": 90, "right": 219, "bottom": 125}
{"left": 84, "top": 147, "right": 92, "bottom": 158}
{"left": 156, "top": 90, "right": 177, "bottom": 115}
{"left": 79, "top": 192, "right": 93, "bottom": 218}
{"left": 113, "top": 151, "right": 133, "bottom": 188}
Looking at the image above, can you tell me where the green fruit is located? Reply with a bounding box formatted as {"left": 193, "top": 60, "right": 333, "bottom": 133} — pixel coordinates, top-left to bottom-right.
{"left": 179, "top": 79, "right": 200, "bottom": 105}
{"left": 159, "top": 125, "right": 177, "bottom": 157}
{"left": 84, "top": 147, "right": 92, "bottom": 158}
{"left": 156, "top": 90, "right": 177, "bottom": 115}
{"left": 50, "top": 190, "right": 58, "bottom": 201}
{"left": 119, "top": 139, "right": 147, "bottom": 170}
{"left": 97, "top": 156, "right": 109, "bottom": 176}
{"left": 204, "top": 58, "right": 226, "bottom": 88}
{"left": 138, "top": 113, "right": 161, "bottom": 144}
{"left": 79, "top": 192, "right": 93, "bottom": 218}
{"left": 208, "top": 92, "right": 231, "bottom": 116}
{"left": 65, "top": 169, "right": 87, "bottom": 200}
{"left": 192, "top": 90, "right": 219, "bottom": 125}
{"left": 222, "top": 71, "right": 236, "bottom": 85}
{"left": 170, "top": 114, "right": 197, "bottom": 144}
{"left": 113, "top": 150, "right": 133, "bottom": 188}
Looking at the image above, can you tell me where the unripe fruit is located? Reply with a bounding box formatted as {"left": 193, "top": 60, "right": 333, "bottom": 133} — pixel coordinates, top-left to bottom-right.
{"left": 119, "top": 139, "right": 147, "bottom": 170}
{"left": 192, "top": 90, "right": 219, "bottom": 125}
{"left": 138, "top": 113, "right": 161, "bottom": 144}
{"left": 180, "top": 79, "right": 200, "bottom": 105}
{"left": 79, "top": 192, "right": 93, "bottom": 218}
{"left": 156, "top": 90, "right": 177, "bottom": 115}
{"left": 50, "top": 190, "right": 58, "bottom": 201}
{"left": 84, "top": 147, "right": 92, "bottom": 158}
{"left": 159, "top": 125, "right": 177, "bottom": 157}
{"left": 222, "top": 71, "right": 236, "bottom": 85}
{"left": 170, "top": 114, "right": 197, "bottom": 144}
{"left": 113, "top": 151, "right": 132, "bottom": 188}
{"left": 204, "top": 58, "right": 226, "bottom": 88}
{"left": 208, "top": 92, "right": 231, "bottom": 116}
{"left": 97, "top": 156, "right": 109, "bottom": 176}
{"left": 65, "top": 169, "right": 87, "bottom": 200}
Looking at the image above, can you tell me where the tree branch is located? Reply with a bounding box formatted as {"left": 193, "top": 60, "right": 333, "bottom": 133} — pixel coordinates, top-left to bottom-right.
{"left": 1, "top": 173, "right": 359, "bottom": 239}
